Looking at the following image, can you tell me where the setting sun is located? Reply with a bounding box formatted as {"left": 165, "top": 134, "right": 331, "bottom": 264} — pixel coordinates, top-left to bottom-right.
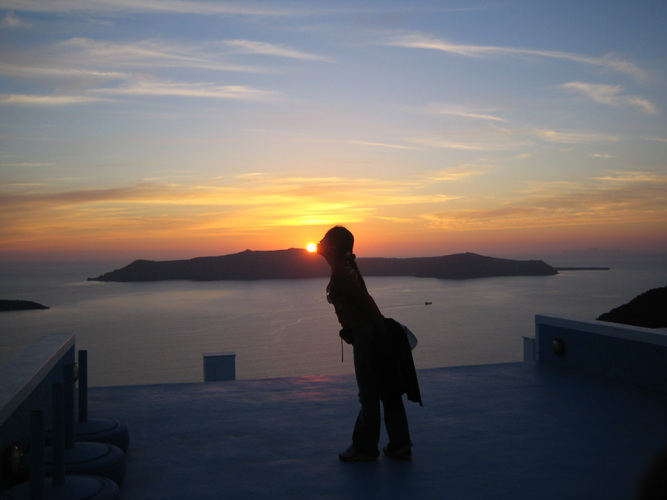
{"left": 307, "top": 243, "right": 317, "bottom": 253}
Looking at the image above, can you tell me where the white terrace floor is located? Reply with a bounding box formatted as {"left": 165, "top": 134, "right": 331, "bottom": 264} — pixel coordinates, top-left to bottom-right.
{"left": 87, "top": 362, "right": 667, "bottom": 500}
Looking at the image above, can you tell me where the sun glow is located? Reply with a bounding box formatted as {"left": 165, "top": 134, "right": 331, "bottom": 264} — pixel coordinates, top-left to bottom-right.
{"left": 306, "top": 243, "right": 317, "bottom": 252}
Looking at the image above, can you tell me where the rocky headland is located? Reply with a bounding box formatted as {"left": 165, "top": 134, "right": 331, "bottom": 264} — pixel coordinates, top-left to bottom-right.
{"left": 0, "top": 300, "right": 49, "bottom": 313}
{"left": 597, "top": 286, "right": 667, "bottom": 329}
{"left": 88, "top": 248, "right": 558, "bottom": 282}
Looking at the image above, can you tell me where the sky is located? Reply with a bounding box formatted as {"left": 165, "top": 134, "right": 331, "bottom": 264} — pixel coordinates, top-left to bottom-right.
{"left": 1, "top": 1, "right": 666, "bottom": 262}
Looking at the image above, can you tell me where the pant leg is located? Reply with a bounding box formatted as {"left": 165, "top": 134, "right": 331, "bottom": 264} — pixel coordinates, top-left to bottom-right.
{"left": 351, "top": 324, "right": 381, "bottom": 455}
{"left": 382, "top": 394, "right": 411, "bottom": 450}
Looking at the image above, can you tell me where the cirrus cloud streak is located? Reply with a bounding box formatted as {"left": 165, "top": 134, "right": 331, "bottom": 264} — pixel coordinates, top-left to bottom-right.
{"left": 561, "top": 82, "right": 657, "bottom": 114}
{"left": 382, "top": 32, "right": 648, "bottom": 80}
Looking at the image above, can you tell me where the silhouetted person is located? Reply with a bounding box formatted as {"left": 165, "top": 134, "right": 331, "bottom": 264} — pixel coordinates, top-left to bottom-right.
{"left": 317, "top": 226, "right": 412, "bottom": 461}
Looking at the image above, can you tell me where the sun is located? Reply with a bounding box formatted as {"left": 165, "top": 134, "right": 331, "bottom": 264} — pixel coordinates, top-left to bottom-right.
{"left": 306, "top": 243, "right": 317, "bottom": 252}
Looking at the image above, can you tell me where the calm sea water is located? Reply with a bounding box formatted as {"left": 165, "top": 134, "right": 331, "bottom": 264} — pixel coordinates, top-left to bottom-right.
{"left": 1, "top": 256, "right": 665, "bottom": 387}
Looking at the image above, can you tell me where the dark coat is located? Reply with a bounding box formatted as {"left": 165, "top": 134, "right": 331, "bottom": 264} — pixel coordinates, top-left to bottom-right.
{"left": 379, "top": 318, "right": 423, "bottom": 406}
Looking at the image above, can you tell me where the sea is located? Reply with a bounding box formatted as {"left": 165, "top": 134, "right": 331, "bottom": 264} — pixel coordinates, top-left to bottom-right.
{"left": 1, "top": 254, "right": 665, "bottom": 387}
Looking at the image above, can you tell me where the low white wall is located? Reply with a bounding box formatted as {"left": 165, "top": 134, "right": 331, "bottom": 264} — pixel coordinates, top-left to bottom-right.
{"left": 0, "top": 334, "right": 75, "bottom": 490}
{"left": 535, "top": 315, "right": 667, "bottom": 393}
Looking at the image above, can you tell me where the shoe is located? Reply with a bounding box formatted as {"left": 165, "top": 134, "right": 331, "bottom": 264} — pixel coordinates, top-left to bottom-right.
{"left": 338, "top": 445, "right": 379, "bottom": 462}
{"left": 383, "top": 444, "right": 412, "bottom": 461}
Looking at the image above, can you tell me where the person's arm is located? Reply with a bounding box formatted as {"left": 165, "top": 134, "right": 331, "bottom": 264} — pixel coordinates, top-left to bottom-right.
{"left": 339, "top": 268, "right": 386, "bottom": 334}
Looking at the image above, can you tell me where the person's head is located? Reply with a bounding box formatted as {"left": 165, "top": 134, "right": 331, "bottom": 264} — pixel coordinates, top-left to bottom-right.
{"left": 317, "top": 225, "right": 354, "bottom": 262}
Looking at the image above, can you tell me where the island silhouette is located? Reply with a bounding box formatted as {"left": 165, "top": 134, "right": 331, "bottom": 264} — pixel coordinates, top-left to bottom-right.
{"left": 88, "top": 248, "right": 558, "bottom": 282}
{"left": 0, "top": 300, "right": 49, "bottom": 312}
{"left": 597, "top": 286, "right": 667, "bottom": 329}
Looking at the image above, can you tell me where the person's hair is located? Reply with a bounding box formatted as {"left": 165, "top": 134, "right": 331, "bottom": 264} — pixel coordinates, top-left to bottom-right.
{"left": 323, "top": 225, "right": 368, "bottom": 293}
{"left": 323, "top": 225, "right": 353, "bottom": 256}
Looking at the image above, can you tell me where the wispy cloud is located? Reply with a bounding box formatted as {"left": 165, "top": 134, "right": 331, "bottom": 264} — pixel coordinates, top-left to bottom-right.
{"left": 53, "top": 38, "right": 262, "bottom": 73}
{"left": 0, "top": 94, "right": 106, "bottom": 106}
{"left": 1, "top": 11, "right": 27, "bottom": 27}
{"left": 408, "top": 123, "right": 619, "bottom": 152}
{"left": 590, "top": 153, "right": 616, "bottom": 159}
{"left": 406, "top": 128, "right": 529, "bottom": 151}
{"left": 0, "top": 63, "right": 129, "bottom": 81}
{"left": 0, "top": 37, "right": 325, "bottom": 106}
{"left": 532, "top": 128, "right": 619, "bottom": 145}
{"left": 422, "top": 172, "right": 667, "bottom": 231}
{"left": 594, "top": 170, "right": 667, "bottom": 184}
{"left": 421, "top": 164, "right": 491, "bottom": 182}
{"left": 561, "top": 82, "right": 657, "bottom": 114}
{"left": 0, "top": 162, "right": 55, "bottom": 168}
{"left": 89, "top": 77, "right": 279, "bottom": 101}
{"left": 0, "top": 0, "right": 311, "bottom": 17}
{"left": 221, "top": 39, "right": 329, "bottom": 61}
{"left": 346, "top": 140, "right": 420, "bottom": 150}
{"left": 382, "top": 32, "right": 648, "bottom": 80}
{"left": 405, "top": 137, "right": 491, "bottom": 151}
{"left": 424, "top": 103, "right": 507, "bottom": 122}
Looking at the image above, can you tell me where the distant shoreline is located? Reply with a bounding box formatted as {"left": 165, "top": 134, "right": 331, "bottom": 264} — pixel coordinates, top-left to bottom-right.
{"left": 554, "top": 267, "right": 610, "bottom": 271}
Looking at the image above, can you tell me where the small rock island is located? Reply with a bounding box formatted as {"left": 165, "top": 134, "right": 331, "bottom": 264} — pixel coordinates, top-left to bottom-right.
{"left": 88, "top": 248, "right": 558, "bottom": 282}
{"left": 0, "top": 300, "right": 49, "bottom": 312}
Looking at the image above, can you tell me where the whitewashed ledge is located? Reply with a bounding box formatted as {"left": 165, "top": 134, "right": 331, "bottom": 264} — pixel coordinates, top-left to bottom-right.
{"left": 533, "top": 315, "right": 667, "bottom": 393}
{"left": 0, "top": 334, "right": 75, "bottom": 488}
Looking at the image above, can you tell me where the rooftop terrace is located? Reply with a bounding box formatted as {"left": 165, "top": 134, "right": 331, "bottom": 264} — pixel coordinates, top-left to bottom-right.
{"left": 89, "top": 361, "right": 667, "bottom": 500}
{"left": 2, "top": 315, "right": 667, "bottom": 499}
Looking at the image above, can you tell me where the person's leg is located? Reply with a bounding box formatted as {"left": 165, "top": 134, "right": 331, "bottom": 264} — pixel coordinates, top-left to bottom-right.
{"left": 382, "top": 394, "right": 411, "bottom": 459}
{"left": 346, "top": 324, "right": 381, "bottom": 458}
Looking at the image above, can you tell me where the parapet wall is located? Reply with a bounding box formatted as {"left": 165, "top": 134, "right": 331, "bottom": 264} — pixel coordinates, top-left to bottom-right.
{"left": 0, "top": 334, "right": 75, "bottom": 490}
{"left": 534, "top": 315, "right": 667, "bottom": 394}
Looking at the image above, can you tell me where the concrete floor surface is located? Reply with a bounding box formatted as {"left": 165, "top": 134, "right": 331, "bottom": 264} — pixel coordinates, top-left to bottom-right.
{"left": 86, "top": 363, "right": 667, "bottom": 499}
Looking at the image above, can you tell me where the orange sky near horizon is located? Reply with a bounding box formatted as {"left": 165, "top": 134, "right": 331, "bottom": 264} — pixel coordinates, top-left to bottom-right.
{"left": 3, "top": 214, "right": 665, "bottom": 263}
{"left": 1, "top": 2, "right": 666, "bottom": 264}
{"left": 1, "top": 156, "right": 666, "bottom": 262}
